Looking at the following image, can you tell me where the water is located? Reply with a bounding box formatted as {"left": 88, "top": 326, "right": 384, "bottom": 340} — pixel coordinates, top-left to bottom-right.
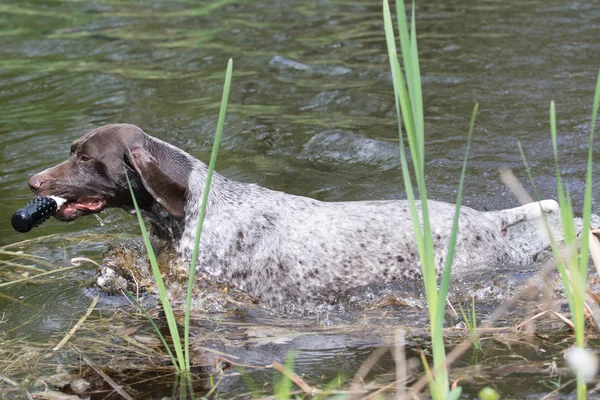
{"left": 1, "top": 0, "right": 599, "bottom": 397}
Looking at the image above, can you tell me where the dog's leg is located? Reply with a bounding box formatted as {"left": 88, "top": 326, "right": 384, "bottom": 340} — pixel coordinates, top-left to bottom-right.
{"left": 485, "top": 199, "right": 560, "bottom": 231}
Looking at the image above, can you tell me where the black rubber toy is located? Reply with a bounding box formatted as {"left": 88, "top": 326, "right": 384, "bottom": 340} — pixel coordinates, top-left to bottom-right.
{"left": 11, "top": 196, "right": 64, "bottom": 233}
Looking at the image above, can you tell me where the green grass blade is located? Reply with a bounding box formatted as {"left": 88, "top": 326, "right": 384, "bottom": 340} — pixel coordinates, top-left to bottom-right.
{"left": 435, "top": 103, "right": 477, "bottom": 326}
{"left": 394, "top": 0, "right": 423, "bottom": 177}
{"left": 431, "top": 103, "right": 477, "bottom": 396}
{"left": 383, "top": 0, "right": 421, "bottom": 244}
{"left": 385, "top": 0, "right": 457, "bottom": 397}
{"left": 517, "top": 143, "right": 577, "bottom": 321}
{"left": 396, "top": 0, "right": 423, "bottom": 167}
{"left": 126, "top": 175, "right": 184, "bottom": 371}
{"left": 471, "top": 296, "right": 479, "bottom": 349}
{"left": 387, "top": 0, "right": 438, "bottom": 309}
{"left": 589, "top": 70, "right": 600, "bottom": 139}
{"left": 548, "top": 101, "right": 578, "bottom": 319}
{"left": 396, "top": 1, "right": 435, "bottom": 314}
{"left": 409, "top": 1, "right": 424, "bottom": 164}
{"left": 579, "top": 70, "right": 600, "bottom": 282}
{"left": 274, "top": 350, "right": 295, "bottom": 399}
{"left": 448, "top": 387, "right": 463, "bottom": 400}
{"left": 571, "top": 70, "right": 600, "bottom": 354}
{"left": 184, "top": 58, "right": 233, "bottom": 371}
{"left": 549, "top": 101, "right": 570, "bottom": 235}
{"left": 117, "top": 283, "right": 179, "bottom": 367}
{"left": 385, "top": 0, "right": 439, "bottom": 320}
{"left": 520, "top": 108, "right": 587, "bottom": 396}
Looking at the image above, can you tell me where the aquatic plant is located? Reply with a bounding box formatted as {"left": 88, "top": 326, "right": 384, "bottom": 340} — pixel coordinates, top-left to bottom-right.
{"left": 185, "top": 58, "right": 233, "bottom": 371}
{"left": 459, "top": 296, "right": 480, "bottom": 350}
{"left": 274, "top": 350, "right": 296, "bottom": 399}
{"left": 382, "top": 0, "right": 476, "bottom": 398}
{"left": 518, "top": 71, "right": 600, "bottom": 400}
{"left": 126, "top": 173, "right": 186, "bottom": 372}
{"left": 126, "top": 59, "right": 233, "bottom": 376}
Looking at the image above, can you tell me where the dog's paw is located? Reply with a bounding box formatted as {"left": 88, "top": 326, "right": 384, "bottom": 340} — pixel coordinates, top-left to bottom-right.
{"left": 540, "top": 199, "right": 560, "bottom": 214}
{"left": 95, "top": 266, "right": 128, "bottom": 295}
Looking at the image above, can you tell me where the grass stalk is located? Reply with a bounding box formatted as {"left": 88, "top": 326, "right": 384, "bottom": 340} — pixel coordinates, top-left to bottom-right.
{"left": 124, "top": 58, "right": 232, "bottom": 385}
{"left": 274, "top": 350, "right": 296, "bottom": 399}
{"left": 458, "top": 296, "right": 480, "bottom": 350}
{"left": 126, "top": 174, "right": 185, "bottom": 372}
{"left": 184, "top": 58, "right": 233, "bottom": 371}
{"left": 517, "top": 70, "right": 600, "bottom": 399}
{"left": 117, "top": 283, "right": 179, "bottom": 367}
{"left": 383, "top": 0, "right": 475, "bottom": 398}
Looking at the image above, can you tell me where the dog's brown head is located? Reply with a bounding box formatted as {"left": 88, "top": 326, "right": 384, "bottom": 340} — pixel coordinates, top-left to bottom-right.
{"left": 28, "top": 124, "right": 190, "bottom": 221}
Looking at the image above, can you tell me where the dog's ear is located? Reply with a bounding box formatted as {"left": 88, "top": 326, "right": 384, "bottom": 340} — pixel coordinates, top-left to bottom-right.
{"left": 126, "top": 147, "right": 187, "bottom": 218}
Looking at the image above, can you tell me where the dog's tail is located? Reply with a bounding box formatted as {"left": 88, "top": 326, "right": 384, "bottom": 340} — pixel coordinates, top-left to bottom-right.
{"left": 485, "top": 199, "right": 559, "bottom": 231}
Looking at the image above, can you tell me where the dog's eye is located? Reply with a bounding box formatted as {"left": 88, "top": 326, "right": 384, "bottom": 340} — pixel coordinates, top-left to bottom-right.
{"left": 79, "top": 154, "right": 91, "bottom": 162}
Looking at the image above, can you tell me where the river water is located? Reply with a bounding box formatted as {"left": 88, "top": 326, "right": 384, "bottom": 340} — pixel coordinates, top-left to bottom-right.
{"left": 1, "top": 0, "right": 599, "bottom": 398}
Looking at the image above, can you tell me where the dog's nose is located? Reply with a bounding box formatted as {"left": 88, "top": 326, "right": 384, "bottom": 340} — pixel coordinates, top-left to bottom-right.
{"left": 27, "top": 175, "right": 43, "bottom": 191}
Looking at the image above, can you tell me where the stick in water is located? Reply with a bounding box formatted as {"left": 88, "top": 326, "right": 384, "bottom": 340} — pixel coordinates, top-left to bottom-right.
{"left": 11, "top": 196, "right": 66, "bottom": 233}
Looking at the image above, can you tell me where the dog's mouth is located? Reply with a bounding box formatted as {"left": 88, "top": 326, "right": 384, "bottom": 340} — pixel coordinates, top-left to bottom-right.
{"left": 55, "top": 197, "right": 107, "bottom": 221}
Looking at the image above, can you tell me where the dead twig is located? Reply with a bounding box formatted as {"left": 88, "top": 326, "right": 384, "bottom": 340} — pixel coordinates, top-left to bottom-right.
{"left": 0, "top": 265, "right": 83, "bottom": 288}
{"left": 540, "top": 378, "right": 576, "bottom": 400}
{"left": 217, "top": 357, "right": 265, "bottom": 369}
{"left": 204, "top": 375, "right": 224, "bottom": 398}
{"left": 549, "top": 309, "right": 575, "bottom": 330}
{"left": 53, "top": 296, "right": 99, "bottom": 351}
{"left": 270, "top": 361, "right": 322, "bottom": 396}
{"left": 0, "top": 373, "right": 19, "bottom": 387}
{"left": 349, "top": 346, "right": 389, "bottom": 397}
{"left": 74, "top": 346, "right": 134, "bottom": 400}
{"left": 394, "top": 329, "right": 407, "bottom": 400}
{"left": 360, "top": 377, "right": 412, "bottom": 400}
{"left": 515, "top": 309, "right": 551, "bottom": 330}
{"left": 70, "top": 257, "right": 101, "bottom": 268}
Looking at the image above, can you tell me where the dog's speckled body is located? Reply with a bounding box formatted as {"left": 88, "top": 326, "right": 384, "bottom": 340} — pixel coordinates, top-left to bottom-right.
{"left": 28, "top": 124, "right": 558, "bottom": 305}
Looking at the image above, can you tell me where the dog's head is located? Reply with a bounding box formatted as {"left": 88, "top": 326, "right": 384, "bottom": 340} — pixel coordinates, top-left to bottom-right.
{"left": 28, "top": 124, "right": 190, "bottom": 221}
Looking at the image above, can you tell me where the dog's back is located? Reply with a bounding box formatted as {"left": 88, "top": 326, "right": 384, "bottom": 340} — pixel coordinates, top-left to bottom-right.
{"left": 183, "top": 180, "right": 556, "bottom": 305}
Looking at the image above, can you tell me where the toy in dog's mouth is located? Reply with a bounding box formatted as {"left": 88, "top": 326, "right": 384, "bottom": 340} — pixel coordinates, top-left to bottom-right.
{"left": 12, "top": 196, "right": 106, "bottom": 232}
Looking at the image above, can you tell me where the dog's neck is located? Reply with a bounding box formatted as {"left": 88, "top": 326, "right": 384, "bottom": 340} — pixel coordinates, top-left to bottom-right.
{"left": 141, "top": 204, "right": 185, "bottom": 244}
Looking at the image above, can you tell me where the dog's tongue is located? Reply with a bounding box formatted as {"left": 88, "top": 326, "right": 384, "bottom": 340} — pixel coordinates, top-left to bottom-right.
{"left": 69, "top": 198, "right": 106, "bottom": 212}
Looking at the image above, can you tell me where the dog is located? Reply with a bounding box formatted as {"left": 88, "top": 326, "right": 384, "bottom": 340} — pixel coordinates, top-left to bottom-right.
{"left": 27, "top": 124, "right": 559, "bottom": 306}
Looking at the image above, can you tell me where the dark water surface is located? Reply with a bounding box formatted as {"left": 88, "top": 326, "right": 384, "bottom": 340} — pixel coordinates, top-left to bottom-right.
{"left": 1, "top": 0, "right": 600, "bottom": 398}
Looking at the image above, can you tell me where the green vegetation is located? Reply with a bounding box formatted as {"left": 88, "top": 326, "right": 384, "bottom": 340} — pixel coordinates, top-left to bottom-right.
{"left": 518, "top": 71, "right": 600, "bottom": 400}
{"left": 478, "top": 386, "right": 500, "bottom": 400}
{"left": 126, "top": 172, "right": 186, "bottom": 371}
{"left": 384, "top": 0, "right": 600, "bottom": 396}
{"left": 126, "top": 59, "right": 233, "bottom": 379}
{"left": 459, "top": 296, "right": 480, "bottom": 350}
{"left": 185, "top": 58, "right": 233, "bottom": 371}
{"left": 546, "top": 93, "right": 594, "bottom": 400}
{"left": 383, "top": 0, "right": 477, "bottom": 398}
{"left": 274, "top": 350, "right": 296, "bottom": 399}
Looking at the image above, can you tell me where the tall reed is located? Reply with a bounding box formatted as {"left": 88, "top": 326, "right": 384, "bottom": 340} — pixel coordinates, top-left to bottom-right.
{"left": 127, "top": 59, "right": 233, "bottom": 375}
{"left": 127, "top": 173, "right": 185, "bottom": 371}
{"left": 383, "top": 0, "right": 476, "bottom": 398}
{"left": 184, "top": 58, "right": 233, "bottom": 371}
{"left": 519, "top": 71, "right": 600, "bottom": 400}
